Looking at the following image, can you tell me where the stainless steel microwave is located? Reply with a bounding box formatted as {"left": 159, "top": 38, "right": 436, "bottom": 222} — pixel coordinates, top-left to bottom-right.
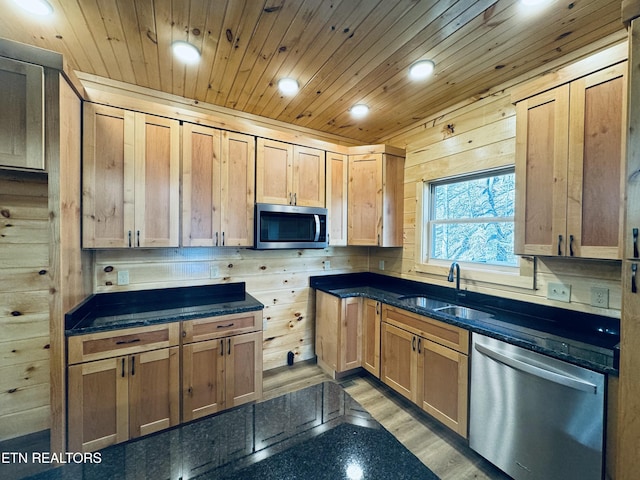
{"left": 255, "top": 203, "right": 328, "bottom": 249}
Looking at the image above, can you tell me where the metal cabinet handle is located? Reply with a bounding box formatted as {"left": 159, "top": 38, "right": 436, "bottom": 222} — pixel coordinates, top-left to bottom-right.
{"left": 216, "top": 323, "right": 235, "bottom": 329}
{"left": 116, "top": 338, "right": 140, "bottom": 345}
{"left": 222, "top": 231, "right": 225, "bottom": 246}
{"left": 569, "top": 234, "right": 574, "bottom": 257}
{"left": 228, "top": 338, "right": 231, "bottom": 355}
{"left": 633, "top": 264, "right": 638, "bottom": 294}
{"left": 557, "top": 234, "right": 563, "bottom": 255}
{"left": 293, "top": 193, "right": 297, "bottom": 205}
{"left": 288, "top": 192, "right": 292, "bottom": 205}
{"left": 136, "top": 230, "right": 140, "bottom": 247}
{"left": 377, "top": 234, "right": 381, "bottom": 246}
{"left": 215, "top": 232, "right": 219, "bottom": 246}
{"left": 128, "top": 230, "right": 132, "bottom": 248}
{"left": 220, "top": 339, "right": 224, "bottom": 356}
{"left": 417, "top": 338, "right": 422, "bottom": 354}
{"left": 376, "top": 302, "right": 380, "bottom": 315}
{"left": 131, "top": 356, "right": 135, "bottom": 376}
{"left": 121, "top": 358, "right": 125, "bottom": 377}
{"left": 633, "top": 228, "right": 639, "bottom": 258}
{"left": 412, "top": 336, "right": 416, "bottom": 352}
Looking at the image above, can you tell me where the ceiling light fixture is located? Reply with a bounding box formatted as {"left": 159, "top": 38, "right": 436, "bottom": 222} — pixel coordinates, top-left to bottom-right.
{"left": 278, "top": 78, "right": 299, "bottom": 95}
{"left": 172, "top": 41, "right": 200, "bottom": 64}
{"left": 13, "top": 0, "right": 54, "bottom": 16}
{"left": 409, "top": 59, "right": 435, "bottom": 81}
{"left": 521, "top": 0, "right": 551, "bottom": 5}
{"left": 350, "top": 104, "right": 369, "bottom": 119}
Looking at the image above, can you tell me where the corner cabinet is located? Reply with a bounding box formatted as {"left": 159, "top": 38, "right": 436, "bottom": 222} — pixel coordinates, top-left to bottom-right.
{"left": 514, "top": 62, "right": 627, "bottom": 259}
{"left": 67, "top": 324, "right": 181, "bottom": 452}
{"left": 256, "top": 138, "right": 325, "bottom": 207}
{"left": 348, "top": 151, "right": 404, "bottom": 246}
{"left": 182, "top": 124, "right": 255, "bottom": 247}
{"left": 0, "top": 56, "right": 44, "bottom": 171}
{"left": 381, "top": 305, "right": 469, "bottom": 438}
{"left": 82, "top": 103, "right": 180, "bottom": 248}
{"left": 181, "top": 312, "right": 263, "bottom": 422}
{"left": 315, "top": 291, "right": 361, "bottom": 378}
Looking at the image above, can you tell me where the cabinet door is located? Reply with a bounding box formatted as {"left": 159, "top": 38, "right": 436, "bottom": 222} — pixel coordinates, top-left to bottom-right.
{"left": 381, "top": 322, "right": 417, "bottom": 402}
{"left": 315, "top": 290, "right": 340, "bottom": 373}
{"left": 362, "top": 299, "right": 381, "bottom": 377}
{"left": 83, "top": 104, "right": 136, "bottom": 248}
{"left": 182, "top": 123, "right": 222, "bottom": 247}
{"left": 418, "top": 339, "right": 469, "bottom": 438}
{"left": 0, "top": 57, "right": 44, "bottom": 170}
{"left": 226, "top": 331, "right": 263, "bottom": 408}
{"left": 256, "top": 138, "right": 293, "bottom": 205}
{"left": 341, "top": 296, "right": 362, "bottom": 371}
{"left": 567, "top": 63, "right": 626, "bottom": 259}
{"left": 293, "top": 145, "right": 325, "bottom": 207}
{"left": 348, "top": 153, "right": 382, "bottom": 245}
{"left": 134, "top": 113, "right": 180, "bottom": 247}
{"left": 326, "top": 152, "right": 348, "bottom": 245}
{"left": 514, "top": 85, "right": 570, "bottom": 256}
{"left": 129, "top": 347, "right": 180, "bottom": 438}
{"left": 67, "top": 356, "right": 128, "bottom": 452}
{"left": 182, "top": 339, "right": 225, "bottom": 421}
{"left": 221, "top": 131, "right": 256, "bottom": 246}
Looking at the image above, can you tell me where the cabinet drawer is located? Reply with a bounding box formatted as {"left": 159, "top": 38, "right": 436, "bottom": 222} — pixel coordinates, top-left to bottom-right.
{"left": 182, "top": 311, "right": 262, "bottom": 344}
{"left": 382, "top": 305, "right": 469, "bottom": 354}
{"left": 68, "top": 323, "right": 180, "bottom": 365}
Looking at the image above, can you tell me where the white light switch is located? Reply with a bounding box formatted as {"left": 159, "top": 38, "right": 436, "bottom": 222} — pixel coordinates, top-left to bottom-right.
{"left": 117, "top": 270, "right": 129, "bottom": 285}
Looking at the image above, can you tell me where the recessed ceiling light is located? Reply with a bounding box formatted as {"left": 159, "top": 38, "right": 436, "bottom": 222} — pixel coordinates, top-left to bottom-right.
{"left": 409, "top": 59, "right": 435, "bottom": 81}
{"left": 521, "top": 0, "right": 551, "bottom": 5}
{"left": 278, "top": 78, "right": 299, "bottom": 95}
{"left": 350, "top": 104, "right": 369, "bottom": 119}
{"left": 13, "top": 0, "right": 54, "bottom": 16}
{"left": 172, "top": 41, "right": 200, "bottom": 64}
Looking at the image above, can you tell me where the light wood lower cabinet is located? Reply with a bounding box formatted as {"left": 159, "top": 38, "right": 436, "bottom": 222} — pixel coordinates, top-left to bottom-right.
{"left": 381, "top": 305, "right": 469, "bottom": 438}
{"left": 362, "top": 298, "right": 382, "bottom": 377}
{"left": 181, "top": 313, "right": 263, "bottom": 422}
{"left": 67, "top": 346, "right": 180, "bottom": 453}
{"left": 315, "top": 291, "right": 361, "bottom": 377}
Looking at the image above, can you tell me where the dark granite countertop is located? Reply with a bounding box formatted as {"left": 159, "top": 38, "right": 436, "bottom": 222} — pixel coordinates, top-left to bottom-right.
{"left": 65, "top": 282, "right": 264, "bottom": 336}
{"left": 310, "top": 273, "right": 620, "bottom": 375}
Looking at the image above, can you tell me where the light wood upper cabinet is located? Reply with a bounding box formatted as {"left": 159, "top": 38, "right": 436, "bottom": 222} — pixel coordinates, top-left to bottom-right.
{"left": 326, "top": 151, "right": 348, "bottom": 246}
{"left": 348, "top": 152, "right": 404, "bottom": 246}
{"left": 256, "top": 138, "right": 325, "bottom": 207}
{"left": 182, "top": 124, "right": 255, "bottom": 247}
{"left": 315, "top": 291, "right": 361, "bottom": 378}
{"left": 515, "top": 62, "right": 627, "bottom": 259}
{"left": 82, "top": 103, "right": 180, "bottom": 248}
{"left": 0, "top": 56, "right": 44, "bottom": 171}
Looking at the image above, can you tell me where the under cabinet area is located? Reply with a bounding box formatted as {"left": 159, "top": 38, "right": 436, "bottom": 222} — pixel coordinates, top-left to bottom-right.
{"left": 381, "top": 305, "right": 469, "bottom": 438}
{"left": 514, "top": 61, "right": 627, "bottom": 259}
{"left": 182, "top": 312, "right": 263, "bottom": 422}
{"left": 82, "top": 103, "right": 180, "bottom": 248}
{"left": 256, "top": 138, "right": 325, "bottom": 207}
{"left": 67, "top": 323, "right": 181, "bottom": 452}
{"left": 182, "top": 124, "right": 256, "bottom": 247}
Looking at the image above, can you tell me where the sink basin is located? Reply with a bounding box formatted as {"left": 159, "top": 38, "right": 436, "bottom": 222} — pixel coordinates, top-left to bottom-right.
{"left": 397, "top": 295, "right": 450, "bottom": 310}
{"left": 433, "top": 305, "right": 492, "bottom": 320}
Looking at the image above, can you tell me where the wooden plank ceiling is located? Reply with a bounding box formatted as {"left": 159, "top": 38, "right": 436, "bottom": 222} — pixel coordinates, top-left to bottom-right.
{"left": 0, "top": 0, "right": 625, "bottom": 143}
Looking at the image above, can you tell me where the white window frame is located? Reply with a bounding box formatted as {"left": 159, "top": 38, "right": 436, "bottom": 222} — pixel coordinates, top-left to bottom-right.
{"left": 415, "top": 167, "right": 534, "bottom": 290}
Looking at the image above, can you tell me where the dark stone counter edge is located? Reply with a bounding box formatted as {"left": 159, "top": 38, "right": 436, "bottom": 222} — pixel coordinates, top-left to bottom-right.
{"left": 310, "top": 273, "right": 620, "bottom": 376}
{"left": 65, "top": 282, "right": 264, "bottom": 337}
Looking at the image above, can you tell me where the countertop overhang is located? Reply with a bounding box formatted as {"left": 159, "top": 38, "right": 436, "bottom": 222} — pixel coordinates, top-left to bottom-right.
{"left": 65, "top": 282, "right": 264, "bottom": 336}
{"left": 310, "top": 273, "right": 620, "bottom": 375}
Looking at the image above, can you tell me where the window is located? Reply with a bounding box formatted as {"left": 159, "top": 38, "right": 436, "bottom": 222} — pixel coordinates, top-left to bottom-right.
{"left": 426, "top": 168, "right": 516, "bottom": 267}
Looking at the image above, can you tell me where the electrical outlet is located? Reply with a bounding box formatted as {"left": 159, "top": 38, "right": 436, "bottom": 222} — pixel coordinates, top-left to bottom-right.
{"left": 210, "top": 265, "right": 219, "bottom": 278}
{"left": 590, "top": 287, "right": 609, "bottom": 308}
{"left": 323, "top": 260, "right": 330, "bottom": 270}
{"left": 379, "top": 260, "right": 385, "bottom": 270}
{"left": 547, "top": 282, "right": 571, "bottom": 302}
{"left": 117, "top": 270, "right": 129, "bottom": 286}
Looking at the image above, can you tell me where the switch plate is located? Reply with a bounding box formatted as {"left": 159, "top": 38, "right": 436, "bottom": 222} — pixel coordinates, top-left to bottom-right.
{"left": 117, "top": 270, "right": 129, "bottom": 286}
{"left": 590, "top": 287, "right": 609, "bottom": 308}
{"left": 379, "top": 260, "right": 385, "bottom": 270}
{"left": 210, "top": 266, "right": 219, "bottom": 278}
{"left": 323, "top": 260, "right": 330, "bottom": 270}
{"left": 547, "top": 282, "right": 570, "bottom": 302}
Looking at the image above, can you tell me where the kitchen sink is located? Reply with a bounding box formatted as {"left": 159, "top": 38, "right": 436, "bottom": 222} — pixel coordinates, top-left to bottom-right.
{"left": 397, "top": 295, "right": 450, "bottom": 310}
{"left": 433, "top": 305, "right": 492, "bottom": 320}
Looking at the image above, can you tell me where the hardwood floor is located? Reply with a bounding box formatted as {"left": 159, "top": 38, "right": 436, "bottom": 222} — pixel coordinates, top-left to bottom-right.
{"left": 264, "top": 360, "right": 512, "bottom": 480}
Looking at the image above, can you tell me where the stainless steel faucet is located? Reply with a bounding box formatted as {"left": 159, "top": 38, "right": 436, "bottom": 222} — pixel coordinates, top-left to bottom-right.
{"left": 448, "top": 261, "right": 460, "bottom": 292}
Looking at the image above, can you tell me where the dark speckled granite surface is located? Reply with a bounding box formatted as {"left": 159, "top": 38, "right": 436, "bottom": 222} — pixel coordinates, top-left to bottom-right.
{"left": 65, "top": 283, "right": 264, "bottom": 336}
{"left": 310, "top": 273, "right": 620, "bottom": 375}
{"left": 24, "top": 382, "right": 438, "bottom": 480}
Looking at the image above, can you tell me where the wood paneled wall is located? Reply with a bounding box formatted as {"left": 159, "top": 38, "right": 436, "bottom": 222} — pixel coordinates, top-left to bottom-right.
{"left": 376, "top": 49, "right": 623, "bottom": 318}
{"left": 92, "top": 246, "right": 368, "bottom": 371}
{"left": 0, "top": 173, "right": 50, "bottom": 441}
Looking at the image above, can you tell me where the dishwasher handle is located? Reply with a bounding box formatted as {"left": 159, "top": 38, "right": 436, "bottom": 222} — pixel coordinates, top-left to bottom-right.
{"left": 474, "top": 342, "right": 598, "bottom": 394}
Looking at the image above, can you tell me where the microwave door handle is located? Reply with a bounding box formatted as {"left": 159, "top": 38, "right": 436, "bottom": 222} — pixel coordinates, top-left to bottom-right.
{"left": 313, "top": 214, "right": 320, "bottom": 242}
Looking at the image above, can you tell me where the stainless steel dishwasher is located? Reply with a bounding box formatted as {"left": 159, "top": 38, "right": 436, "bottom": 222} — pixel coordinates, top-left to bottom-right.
{"left": 469, "top": 333, "right": 605, "bottom": 480}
